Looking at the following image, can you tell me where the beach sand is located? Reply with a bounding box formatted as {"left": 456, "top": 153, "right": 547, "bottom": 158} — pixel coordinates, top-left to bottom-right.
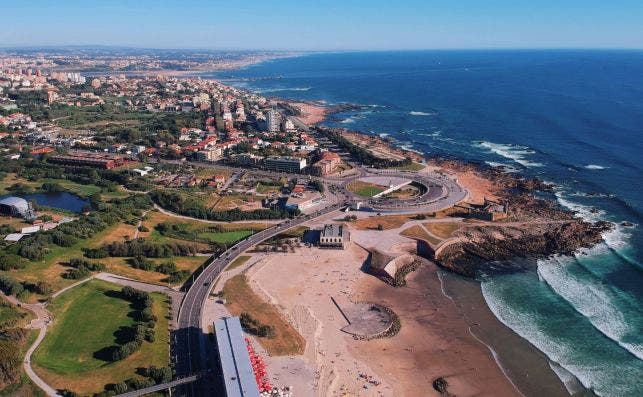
{"left": 350, "top": 261, "right": 522, "bottom": 397}
{"left": 243, "top": 234, "right": 568, "bottom": 396}
{"left": 291, "top": 102, "right": 328, "bottom": 125}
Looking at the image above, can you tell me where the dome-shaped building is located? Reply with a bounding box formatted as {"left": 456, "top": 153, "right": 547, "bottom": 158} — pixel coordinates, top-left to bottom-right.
{"left": 0, "top": 196, "right": 30, "bottom": 217}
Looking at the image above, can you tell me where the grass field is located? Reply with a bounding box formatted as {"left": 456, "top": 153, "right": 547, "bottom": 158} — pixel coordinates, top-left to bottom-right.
{"left": 0, "top": 173, "right": 102, "bottom": 198}
{"left": 3, "top": 222, "right": 138, "bottom": 298}
{"left": 223, "top": 274, "right": 305, "bottom": 356}
{"left": 198, "top": 230, "right": 253, "bottom": 245}
{"left": 255, "top": 183, "right": 282, "bottom": 194}
{"left": 347, "top": 180, "right": 387, "bottom": 197}
{"left": 401, "top": 225, "right": 442, "bottom": 246}
{"left": 33, "top": 279, "right": 170, "bottom": 395}
{"left": 423, "top": 222, "right": 462, "bottom": 239}
{"left": 392, "top": 162, "right": 426, "bottom": 172}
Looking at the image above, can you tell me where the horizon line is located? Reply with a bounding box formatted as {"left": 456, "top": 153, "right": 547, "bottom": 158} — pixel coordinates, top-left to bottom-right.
{"left": 1, "top": 45, "right": 643, "bottom": 52}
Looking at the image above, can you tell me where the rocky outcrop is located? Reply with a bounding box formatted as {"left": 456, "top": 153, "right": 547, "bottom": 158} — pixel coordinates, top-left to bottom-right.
{"left": 436, "top": 220, "right": 612, "bottom": 277}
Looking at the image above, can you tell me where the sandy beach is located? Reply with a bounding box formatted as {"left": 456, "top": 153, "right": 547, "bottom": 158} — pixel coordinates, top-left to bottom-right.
{"left": 291, "top": 102, "right": 328, "bottom": 125}
{"left": 231, "top": 224, "right": 564, "bottom": 396}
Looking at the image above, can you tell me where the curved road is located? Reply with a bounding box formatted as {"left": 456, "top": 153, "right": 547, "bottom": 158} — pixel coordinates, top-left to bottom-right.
{"left": 169, "top": 168, "right": 469, "bottom": 394}
{"left": 174, "top": 200, "right": 347, "bottom": 394}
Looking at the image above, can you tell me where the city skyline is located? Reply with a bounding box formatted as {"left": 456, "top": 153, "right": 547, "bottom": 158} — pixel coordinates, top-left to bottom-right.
{"left": 1, "top": 0, "right": 643, "bottom": 50}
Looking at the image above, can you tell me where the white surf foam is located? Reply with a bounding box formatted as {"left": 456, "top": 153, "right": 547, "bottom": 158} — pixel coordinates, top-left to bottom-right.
{"left": 549, "top": 362, "right": 586, "bottom": 395}
{"left": 340, "top": 117, "right": 355, "bottom": 124}
{"left": 584, "top": 164, "right": 608, "bottom": 170}
{"left": 255, "top": 86, "right": 312, "bottom": 93}
{"left": 481, "top": 280, "right": 641, "bottom": 397}
{"left": 555, "top": 191, "right": 605, "bottom": 222}
{"left": 484, "top": 161, "right": 520, "bottom": 173}
{"left": 477, "top": 141, "right": 544, "bottom": 167}
{"left": 537, "top": 255, "right": 643, "bottom": 360}
{"left": 409, "top": 111, "right": 436, "bottom": 116}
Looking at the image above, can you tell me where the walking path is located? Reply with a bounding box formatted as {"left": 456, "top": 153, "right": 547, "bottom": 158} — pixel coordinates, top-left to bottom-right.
{"left": 2, "top": 272, "right": 185, "bottom": 396}
{"left": 1, "top": 293, "right": 59, "bottom": 397}
{"left": 94, "top": 272, "right": 185, "bottom": 329}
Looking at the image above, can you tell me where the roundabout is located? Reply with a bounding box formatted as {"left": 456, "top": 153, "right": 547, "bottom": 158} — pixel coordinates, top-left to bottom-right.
{"left": 340, "top": 170, "right": 468, "bottom": 213}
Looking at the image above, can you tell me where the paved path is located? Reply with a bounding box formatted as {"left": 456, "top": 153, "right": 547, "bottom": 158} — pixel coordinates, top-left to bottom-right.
{"left": 2, "top": 272, "right": 187, "bottom": 397}
{"left": 1, "top": 293, "right": 59, "bottom": 397}
{"left": 94, "top": 273, "right": 185, "bottom": 330}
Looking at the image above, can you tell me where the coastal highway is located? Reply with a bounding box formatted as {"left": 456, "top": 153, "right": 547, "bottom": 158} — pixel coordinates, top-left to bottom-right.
{"left": 174, "top": 200, "right": 347, "bottom": 395}
{"left": 170, "top": 164, "right": 466, "bottom": 395}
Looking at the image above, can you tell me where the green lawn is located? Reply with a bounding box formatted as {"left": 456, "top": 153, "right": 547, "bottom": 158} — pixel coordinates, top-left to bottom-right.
{"left": 198, "top": 230, "right": 253, "bottom": 245}
{"left": 255, "top": 183, "right": 282, "bottom": 194}
{"left": 32, "top": 279, "right": 170, "bottom": 394}
{"left": 357, "top": 186, "right": 385, "bottom": 197}
{"left": 34, "top": 280, "right": 135, "bottom": 373}
{"left": 392, "top": 162, "right": 426, "bottom": 171}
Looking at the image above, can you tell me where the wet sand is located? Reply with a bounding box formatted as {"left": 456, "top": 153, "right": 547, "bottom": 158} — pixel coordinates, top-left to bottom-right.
{"left": 440, "top": 270, "right": 573, "bottom": 396}
{"left": 350, "top": 261, "right": 570, "bottom": 396}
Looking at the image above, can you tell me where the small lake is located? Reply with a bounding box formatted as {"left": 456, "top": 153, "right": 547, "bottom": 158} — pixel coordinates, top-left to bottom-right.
{"left": 17, "top": 192, "right": 90, "bottom": 213}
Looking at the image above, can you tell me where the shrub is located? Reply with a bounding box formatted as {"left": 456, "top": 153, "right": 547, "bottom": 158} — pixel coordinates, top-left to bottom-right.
{"left": 239, "top": 312, "right": 275, "bottom": 338}
{"left": 128, "top": 256, "right": 154, "bottom": 271}
{"left": 0, "top": 275, "right": 24, "bottom": 296}
{"left": 155, "top": 261, "right": 178, "bottom": 275}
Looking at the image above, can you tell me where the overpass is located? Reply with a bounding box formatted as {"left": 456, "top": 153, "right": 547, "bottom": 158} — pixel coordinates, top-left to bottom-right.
{"left": 115, "top": 374, "right": 201, "bottom": 397}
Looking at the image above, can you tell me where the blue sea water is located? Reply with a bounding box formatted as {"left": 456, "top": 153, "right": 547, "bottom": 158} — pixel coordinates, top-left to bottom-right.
{"left": 208, "top": 50, "right": 643, "bottom": 396}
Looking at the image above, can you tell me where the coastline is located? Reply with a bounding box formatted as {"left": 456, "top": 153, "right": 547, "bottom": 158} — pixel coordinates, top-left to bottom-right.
{"left": 243, "top": 90, "right": 588, "bottom": 396}
{"left": 438, "top": 269, "right": 579, "bottom": 396}
{"left": 204, "top": 74, "right": 614, "bottom": 395}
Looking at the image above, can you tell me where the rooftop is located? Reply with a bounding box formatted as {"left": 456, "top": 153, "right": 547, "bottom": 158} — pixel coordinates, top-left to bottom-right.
{"left": 214, "top": 317, "right": 260, "bottom": 397}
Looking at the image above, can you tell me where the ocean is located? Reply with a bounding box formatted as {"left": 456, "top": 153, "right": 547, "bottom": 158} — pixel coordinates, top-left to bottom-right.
{"left": 206, "top": 50, "right": 643, "bottom": 396}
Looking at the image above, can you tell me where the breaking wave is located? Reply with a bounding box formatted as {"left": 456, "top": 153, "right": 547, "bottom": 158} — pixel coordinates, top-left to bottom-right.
{"left": 255, "top": 86, "right": 312, "bottom": 93}
{"left": 476, "top": 141, "right": 544, "bottom": 168}
{"left": 584, "top": 164, "right": 608, "bottom": 170}
{"left": 409, "top": 111, "right": 436, "bottom": 116}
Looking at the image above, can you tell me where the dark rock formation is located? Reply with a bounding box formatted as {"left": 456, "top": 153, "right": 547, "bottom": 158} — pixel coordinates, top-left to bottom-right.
{"left": 436, "top": 221, "right": 612, "bottom": 278}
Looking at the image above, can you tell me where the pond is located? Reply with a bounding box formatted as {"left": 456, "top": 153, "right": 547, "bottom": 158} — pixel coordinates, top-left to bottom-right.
{"left": 19, "top": 192, "right": 90, "bottom": 213}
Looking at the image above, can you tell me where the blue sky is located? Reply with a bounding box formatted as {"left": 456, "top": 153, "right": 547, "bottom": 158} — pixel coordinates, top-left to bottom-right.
{"left": 2, "top": 0, "right": 642, "bottom": 50}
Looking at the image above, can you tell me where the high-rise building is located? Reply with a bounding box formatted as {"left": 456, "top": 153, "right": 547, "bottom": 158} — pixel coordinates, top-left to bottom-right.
{"left": 266, "top": 109, "right": 281, "bottom": 133}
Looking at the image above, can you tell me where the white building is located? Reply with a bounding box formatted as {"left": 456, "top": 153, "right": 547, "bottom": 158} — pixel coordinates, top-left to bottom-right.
{"left": 282, "top": 117, "right": 296, "bottom": 133}
{"left": 266, "top": 109, "right": 281, "bottom": 133}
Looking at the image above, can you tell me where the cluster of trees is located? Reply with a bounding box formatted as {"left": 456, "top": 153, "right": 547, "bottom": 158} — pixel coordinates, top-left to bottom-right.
{"left": 40, "top": 182, "right": 66, "bottom": 192}
{"left": 6, "top": 194, "right": 153, "bottom": 262}
{"left": 150, "top": 189, "right": 296, "bottom": 221}
{"left": 100, "top": 366, "right": 174, "bottom": 396}
{"left": 309, "top": 179, "right": 325, "bottom": 193}
{"left": 63, "top": 258, "right": 106, "bottom": 280}
{"left": 0, "top": 275, "right": 24, "bottom": 296}
{"left": 127, "top": 257, "right": 190, "bottom": 284}
{"left": 0, "top": 310, "right": 29, "bottom": 389}
{"left": 239, "top": 312, "right": 275, "bottom": 338}
{"left": 103, "top": 238, "right": 198, "bottom": 258}
{"left": 110, "top": 287, "right": 156, "bottom": 362}
{"left": 317, "top": 127, "right": 413, "bottom": 168}
{"left": 0, "top": 275, "right": 54, "bottom": 297}
{"left": 0, "top": 253, "right": 25, "bottom": 271}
